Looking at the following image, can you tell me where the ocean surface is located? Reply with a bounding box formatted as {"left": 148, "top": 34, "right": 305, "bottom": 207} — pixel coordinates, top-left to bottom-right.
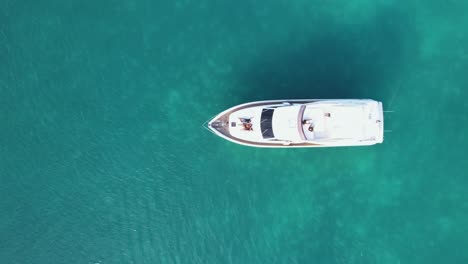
{"left": 1, "top": 0, "right": 468, "bottom": 263}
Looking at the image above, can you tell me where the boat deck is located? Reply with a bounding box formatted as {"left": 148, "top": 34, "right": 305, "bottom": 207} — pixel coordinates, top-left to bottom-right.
{"left": 208, "top": 100, "right": 321, "bottom": 147}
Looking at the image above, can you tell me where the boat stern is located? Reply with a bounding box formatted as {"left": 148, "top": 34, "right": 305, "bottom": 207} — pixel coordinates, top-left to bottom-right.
{"left": 376, "top": 101, "right": 384, "bottom": 143}
{"left": 365, "top": 100, "right": 384, "bottom": 144}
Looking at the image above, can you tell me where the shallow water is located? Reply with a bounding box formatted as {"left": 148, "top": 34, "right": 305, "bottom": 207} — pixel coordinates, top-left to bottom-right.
{"left": 1, "top": 0, "right": 468, "bottom": 263}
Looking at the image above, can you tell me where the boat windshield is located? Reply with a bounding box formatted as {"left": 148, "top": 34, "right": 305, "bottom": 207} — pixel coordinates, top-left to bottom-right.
{"left": 261, "top": 108, "right": 274, "bottom": 139}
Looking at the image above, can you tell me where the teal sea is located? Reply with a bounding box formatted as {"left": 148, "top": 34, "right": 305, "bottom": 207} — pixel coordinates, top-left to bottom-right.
{"left": 1, "top": 1, "right": 468, "bottom": 263}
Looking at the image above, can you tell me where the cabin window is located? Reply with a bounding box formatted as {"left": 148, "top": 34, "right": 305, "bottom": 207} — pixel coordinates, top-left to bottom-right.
{"left": 261, "top": 108, "right": 275, "bottom": 139}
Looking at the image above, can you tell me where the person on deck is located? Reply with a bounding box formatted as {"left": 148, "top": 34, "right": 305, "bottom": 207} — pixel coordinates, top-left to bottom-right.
{"left": 239, "top": 117, "right": 253, "bottom": 131}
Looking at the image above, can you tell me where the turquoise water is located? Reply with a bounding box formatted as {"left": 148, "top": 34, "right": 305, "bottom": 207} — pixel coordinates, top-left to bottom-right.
{"left": 1, "top": 1, "right": 468, "bottom": 263}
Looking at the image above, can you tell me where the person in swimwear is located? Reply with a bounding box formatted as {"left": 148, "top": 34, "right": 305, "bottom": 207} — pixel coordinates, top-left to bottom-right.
{"left": 239, "top": 117, "right": 253, "bottom": 131}
{"left": 302, "top": 119, "right": 314, "bottom": 132}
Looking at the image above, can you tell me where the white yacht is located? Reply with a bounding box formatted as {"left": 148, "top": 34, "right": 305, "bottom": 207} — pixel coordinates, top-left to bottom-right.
{"left": 206, "top": 99, "right": 384, "bottom": 147}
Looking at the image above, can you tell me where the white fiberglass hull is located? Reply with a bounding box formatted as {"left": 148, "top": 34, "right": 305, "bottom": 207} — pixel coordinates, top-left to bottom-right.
{"left": 207, "top": 99, "right": 384, "bottom": 148}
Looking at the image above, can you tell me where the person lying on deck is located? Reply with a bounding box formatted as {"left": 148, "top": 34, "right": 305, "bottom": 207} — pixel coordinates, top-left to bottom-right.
{"left": 239, "top": 117, "right": 253, "bottom": 131}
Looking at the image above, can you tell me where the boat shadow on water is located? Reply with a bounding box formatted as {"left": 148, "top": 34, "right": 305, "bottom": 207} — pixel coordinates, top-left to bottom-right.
{"left": 235, "top": 6, "right": 420, "bottom": 103}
